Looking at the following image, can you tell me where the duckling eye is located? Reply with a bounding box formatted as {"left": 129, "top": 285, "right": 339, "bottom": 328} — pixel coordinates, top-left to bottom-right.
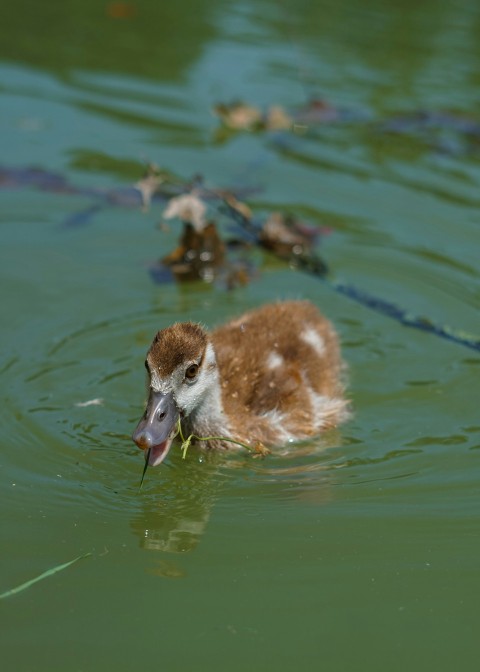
{"left": 185, "top": 363, "right": 199, "bottom": 380}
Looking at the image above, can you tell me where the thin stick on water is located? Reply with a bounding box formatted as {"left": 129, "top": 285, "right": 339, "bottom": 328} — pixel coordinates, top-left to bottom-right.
{"left": 0, "top": 553, "right": 92, "bottom": 600}
{"left": 139, "top": 447, "right": 151, "bottom": 490}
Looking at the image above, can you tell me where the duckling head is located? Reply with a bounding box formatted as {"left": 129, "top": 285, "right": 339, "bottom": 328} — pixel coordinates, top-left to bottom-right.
{"left": 132, "top": 322, "right": 217, "bottom": 466}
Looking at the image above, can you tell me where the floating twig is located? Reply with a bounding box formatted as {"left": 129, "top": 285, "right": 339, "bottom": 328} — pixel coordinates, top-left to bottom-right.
{"left": 329, "top": 279, "right": 480, "bottom": 352}
{"left": 218, "top": 190, "right": 480, "bottom": 353}
{"left": 139, "top": 447, "right": 151, "bottom": 490}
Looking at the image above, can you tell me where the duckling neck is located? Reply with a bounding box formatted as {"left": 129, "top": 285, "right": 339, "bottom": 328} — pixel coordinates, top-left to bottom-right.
{"left": 183, "top": 376, "right": 230, "bottom": 440}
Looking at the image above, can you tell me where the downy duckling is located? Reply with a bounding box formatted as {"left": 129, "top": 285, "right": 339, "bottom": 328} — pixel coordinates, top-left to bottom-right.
{"left": 133, "top": 301, "right": 348, "bottom": 466}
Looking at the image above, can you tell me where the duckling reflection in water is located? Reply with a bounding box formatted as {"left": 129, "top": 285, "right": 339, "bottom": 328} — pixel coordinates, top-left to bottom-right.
{"left": 133, "top": 301, "right": 349, "bottom": 468}
{"left": 130, "top": 442, "right": 336, "bottom": 578}
{"left": 151, "top": 219, "right": 251, "bottom": 289}
{"left": 162, "top": 220, "right": 232, "bottom": 284}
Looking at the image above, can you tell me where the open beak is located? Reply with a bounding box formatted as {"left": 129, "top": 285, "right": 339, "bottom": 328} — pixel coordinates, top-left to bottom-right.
{"left": 132, "top": 390, "right": 179, "bottom": 466}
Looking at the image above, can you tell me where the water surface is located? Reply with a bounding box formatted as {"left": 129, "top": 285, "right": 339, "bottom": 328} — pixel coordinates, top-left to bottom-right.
{"left": 1, "top": 1, "right": 479, "bottom": 670}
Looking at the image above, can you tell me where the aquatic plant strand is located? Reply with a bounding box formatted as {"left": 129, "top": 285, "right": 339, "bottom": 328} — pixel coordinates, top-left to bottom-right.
{"left": 138, "top": 419, "right": 260, "bottom": 486}
{"left": 0, "top": 553, "right": 91, "bottom": 600}
{"left": 177, "top": 417, "right": 256, "bottom": 459}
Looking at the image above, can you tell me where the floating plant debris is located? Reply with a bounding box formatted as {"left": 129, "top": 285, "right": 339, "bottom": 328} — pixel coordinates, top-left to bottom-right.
{"left": 0, "top": 553, "right": 92, "bottom": 600}
{"left": 176, "top": 418, "right": 270, "bottom": 461}
{"left": 137, "top": 419, "right": 270, "bottom": 488}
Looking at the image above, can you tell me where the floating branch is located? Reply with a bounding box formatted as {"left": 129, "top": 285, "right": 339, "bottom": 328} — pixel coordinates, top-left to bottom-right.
{"left": 330, "top": 280, "right": 480, "bottom": 352}
{"left": 218, "top": 188, "right": 480, "bottom": 353}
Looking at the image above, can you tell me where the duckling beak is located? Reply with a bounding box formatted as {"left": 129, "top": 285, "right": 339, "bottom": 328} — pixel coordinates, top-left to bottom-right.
{"left": 132, "top": 390, "right": 179, "bottom": 467}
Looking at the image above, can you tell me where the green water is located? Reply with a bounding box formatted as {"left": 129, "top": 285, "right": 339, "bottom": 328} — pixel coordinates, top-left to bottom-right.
{"left": 1, "top": 1, "right": 480, "bottom": 670}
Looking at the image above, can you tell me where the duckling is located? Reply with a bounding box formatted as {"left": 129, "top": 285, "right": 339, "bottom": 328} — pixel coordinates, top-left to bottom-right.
{"left": 132, "top": 301, "right": 348, "bottom": 466}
